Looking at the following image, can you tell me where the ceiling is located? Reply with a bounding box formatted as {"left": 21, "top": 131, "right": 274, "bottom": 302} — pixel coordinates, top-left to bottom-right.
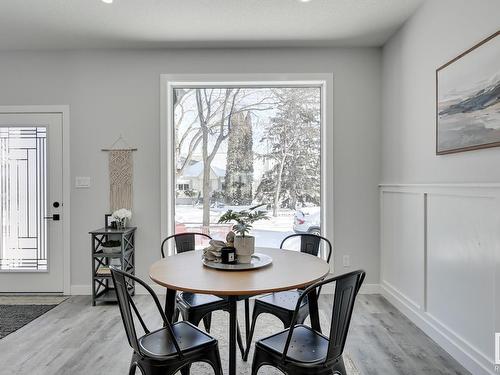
{"left": 0, "top": 0, "right": 424, "bottom": 50}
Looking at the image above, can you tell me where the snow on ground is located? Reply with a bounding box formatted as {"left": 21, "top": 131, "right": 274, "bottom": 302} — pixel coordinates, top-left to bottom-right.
{"left": 175, "top": 204, "right": 296, "bottom": 248}
{"left": 175, "top": 205, "right": 295, "bottom": 231}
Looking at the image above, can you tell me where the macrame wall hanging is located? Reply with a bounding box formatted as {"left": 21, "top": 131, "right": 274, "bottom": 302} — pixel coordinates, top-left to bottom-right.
{"left": 102, "top": 136, "right": 137, "bottom": 212}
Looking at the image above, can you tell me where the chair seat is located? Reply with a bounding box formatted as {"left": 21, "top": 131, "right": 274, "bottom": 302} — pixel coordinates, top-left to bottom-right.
{"left": 177, "top": 292, "right": 225, "bottom": 308}
{"left": 256, "top": 290, "right": 308, "bottom": 312}
{"left": 256, "top": 325, "right": 328, "bottom": 363}
{"left": 139, "top": 321, "right": 216, "bottom": 359}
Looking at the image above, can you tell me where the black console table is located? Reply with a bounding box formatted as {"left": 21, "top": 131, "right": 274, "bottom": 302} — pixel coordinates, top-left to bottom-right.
{"left": 89, "top": 227, "right": 136, "bottom": 306}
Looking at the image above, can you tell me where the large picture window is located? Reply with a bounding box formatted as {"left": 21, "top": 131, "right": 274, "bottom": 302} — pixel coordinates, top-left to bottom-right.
{"left": 171, "top": 85, "right": 322, "bottom": 248}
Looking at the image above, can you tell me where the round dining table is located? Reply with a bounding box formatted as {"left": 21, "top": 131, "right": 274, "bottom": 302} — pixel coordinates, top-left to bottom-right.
{"left": 149, "top": 247, "right": 330, "bottom": 375}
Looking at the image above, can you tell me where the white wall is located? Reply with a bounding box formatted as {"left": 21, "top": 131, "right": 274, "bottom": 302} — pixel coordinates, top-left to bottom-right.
{"left": 381, "top": 1, "right": 500, "bottom": 374}
{"left": 382, "top": 0, "right": 500, "bottom": 183}
{"left": 0, "top": 47, "right": 382, "bottom": 289}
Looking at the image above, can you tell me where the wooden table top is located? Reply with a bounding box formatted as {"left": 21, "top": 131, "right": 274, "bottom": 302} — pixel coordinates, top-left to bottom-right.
{"left": 149, "top": 247, "right": 330, "bottom": 296}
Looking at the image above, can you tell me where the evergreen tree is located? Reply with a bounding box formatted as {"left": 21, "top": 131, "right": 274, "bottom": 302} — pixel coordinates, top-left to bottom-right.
{"left": 255, "top": 88, "right": 320, "bottom": 215}
{"left": 225, "top": 112, "right": 254, "bottom": 205}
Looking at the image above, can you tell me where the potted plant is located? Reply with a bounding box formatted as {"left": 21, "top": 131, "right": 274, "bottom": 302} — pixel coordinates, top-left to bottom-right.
{"left": 218, "top": 204, "right": 269, "bottom": 263}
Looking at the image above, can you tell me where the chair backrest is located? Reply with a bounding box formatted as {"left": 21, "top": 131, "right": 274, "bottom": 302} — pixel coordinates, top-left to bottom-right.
{"left": 110, "top": 266, "right": 183, "bottom": 357}
{"left": 161, "top": 232, "right": 212, "bottom": 258}
{"left": 282, "top": 270, "right": 365, "bottom": 364}
{"left": 326, "top": 270, "right": 365, "bottom": 362}
{"left": 280, "top": 233, "right": 332, "bottom": 264}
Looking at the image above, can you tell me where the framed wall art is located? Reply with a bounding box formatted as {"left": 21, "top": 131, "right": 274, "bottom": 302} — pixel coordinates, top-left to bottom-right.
{"left": 436, "top": 30, "right": 500, "bottom": 154}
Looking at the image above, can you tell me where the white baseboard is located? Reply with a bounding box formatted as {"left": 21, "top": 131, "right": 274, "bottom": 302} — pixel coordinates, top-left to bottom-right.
{"left": 70, "top": 284, "right": 91, "bottom": 295}
{"left": 359, "top": 283, "right": 380, "bottom": 294}
{"left": 382, "top": 284, "right": 494, "bottom": 375}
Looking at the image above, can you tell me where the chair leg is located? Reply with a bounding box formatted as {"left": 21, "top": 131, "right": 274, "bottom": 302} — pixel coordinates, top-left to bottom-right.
{"left": 185, "top": 311, "right": 207, "bottom": 331}
{"left": 330, "top": 356, "right": 347, "bottom": 375}
{"left": 236, "top": 322, "right": 245, "bottom": 358}
{"left": 129, "top": 353, "right": 142, "bottom": 375}
{"left": 180, "top": 363, "right": 191, "bottom": 375}
{"left": 202, "top": 312, "right": 212, "bottom": 332}
{"left": 245, "top": 299, "right": 250, "bottom": 338}
{"left": 243, "top": 302, "right": 263, "bottom": 361}
{"left": 128, "top": 362, "right": 137, "bottom": 375}
{"left": 139, "top": 361, "right": 180, "bottom": 375}
{"left": 206, "top": 344, "right": 224, "bottom": 375}
{"left": 173, "top": 307, "right": 180, "bottom": 323}
{"left": 251, "top": 347, "right": 266, "bottom": 375}
{"left": 179, "top": 308, "right": 188, "bottom": 322}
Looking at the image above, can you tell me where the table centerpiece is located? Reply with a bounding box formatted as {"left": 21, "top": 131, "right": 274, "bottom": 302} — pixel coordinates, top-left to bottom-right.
{"left": 217, "top": 204, "right": 269, "bottom": 263}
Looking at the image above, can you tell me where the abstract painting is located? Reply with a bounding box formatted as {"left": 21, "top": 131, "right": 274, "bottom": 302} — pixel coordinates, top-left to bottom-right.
{"left": 436, "top": 31, "right": 500, "bottom": 154}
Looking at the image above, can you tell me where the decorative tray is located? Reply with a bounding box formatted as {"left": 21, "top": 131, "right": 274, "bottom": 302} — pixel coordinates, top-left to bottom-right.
{"left": 202, "top": 253, "right": 272, "bottom": 271}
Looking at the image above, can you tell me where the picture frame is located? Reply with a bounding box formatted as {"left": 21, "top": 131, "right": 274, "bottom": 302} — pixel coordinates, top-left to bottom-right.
{"left": 105, "top": 214, "right": 116, "bottom": 229}
{"left": 436, "top": 30, "right": 500, "bottom": 155}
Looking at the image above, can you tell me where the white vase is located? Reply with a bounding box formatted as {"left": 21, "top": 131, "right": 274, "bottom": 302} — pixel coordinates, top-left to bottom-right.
{"left": 117, "top": 218, "right": 127, "bottom": 230}
{"left": 234, "top": 236, "right": 255, "bottom": 264}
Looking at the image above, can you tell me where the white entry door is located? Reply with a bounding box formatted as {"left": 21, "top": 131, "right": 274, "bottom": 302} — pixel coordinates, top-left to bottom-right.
{"left": 0, "top": 113, "right": 64, "bottom": 293}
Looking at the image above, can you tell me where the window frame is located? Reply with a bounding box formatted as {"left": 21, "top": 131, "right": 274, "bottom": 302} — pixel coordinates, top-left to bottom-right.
{"left": 160, "top": 74, "right": 334, "bottom": 260}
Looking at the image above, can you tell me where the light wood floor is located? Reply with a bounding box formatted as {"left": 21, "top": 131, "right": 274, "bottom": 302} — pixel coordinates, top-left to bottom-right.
{"left": 0, "top": 294, "right": 470, "bottom": 375}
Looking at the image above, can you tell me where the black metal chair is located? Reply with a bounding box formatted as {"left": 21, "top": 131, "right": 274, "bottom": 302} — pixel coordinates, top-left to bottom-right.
{"left": 251, "top": 270, "right": 365, "bottom": 375}
{"left": 110, "top": 266, "right": 223, "bottom": 375}
{"left": 161, "top": 232, "right": 245, "bottom": 356}
{"left": 161, "top": 232, "right": 219, "bottom": 332}
{"left": 243, "top": 233, "right": 333, "bottom": 361}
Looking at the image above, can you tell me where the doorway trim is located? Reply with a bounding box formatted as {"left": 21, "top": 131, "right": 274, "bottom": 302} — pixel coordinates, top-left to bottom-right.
{"left": 0, "top": 105, "right": 71, "bottom": 295}
{"left": 160, "top": 74, "right": 334, "bottom": 263}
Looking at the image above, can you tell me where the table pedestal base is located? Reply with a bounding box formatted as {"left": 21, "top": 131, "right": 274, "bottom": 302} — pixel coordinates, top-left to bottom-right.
{"left": 228, "top": 297, "right": 237, "bottom": 375}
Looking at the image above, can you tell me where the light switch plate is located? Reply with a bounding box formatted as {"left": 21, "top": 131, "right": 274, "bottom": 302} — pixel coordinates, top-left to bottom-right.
{"left": 342, "top": 255, "right": 350, "bottom": 267}
{"left": 75, "top": 176, "right": 91, "bottom": 188}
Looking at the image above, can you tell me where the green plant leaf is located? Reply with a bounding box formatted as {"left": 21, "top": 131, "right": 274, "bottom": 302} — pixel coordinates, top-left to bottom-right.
{"left": 217, "top": 205, "right": 270, "bottom": 236}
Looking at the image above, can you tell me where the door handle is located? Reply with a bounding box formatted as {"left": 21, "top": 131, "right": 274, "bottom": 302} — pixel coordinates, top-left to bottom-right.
{"left": 44, "top": 214, "right": 60, "bottom": 221}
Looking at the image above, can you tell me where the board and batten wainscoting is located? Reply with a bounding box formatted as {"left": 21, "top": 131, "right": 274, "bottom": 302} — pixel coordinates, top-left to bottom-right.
{"left": 380, "top": 184, "right": 500, "bottom": 375}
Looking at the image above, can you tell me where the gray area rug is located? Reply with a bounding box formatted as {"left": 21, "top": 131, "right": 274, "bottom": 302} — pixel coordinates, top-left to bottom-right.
{"left": 187, "top": 306, "right": 360, "bottom": 374}
{"left": 0, "top": 304, "right": 57, "bottom": 339}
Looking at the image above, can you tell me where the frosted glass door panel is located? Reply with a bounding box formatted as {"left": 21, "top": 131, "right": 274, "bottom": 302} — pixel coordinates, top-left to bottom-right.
{"left": 0, "top": 127, "right": 47, "bottom": 271}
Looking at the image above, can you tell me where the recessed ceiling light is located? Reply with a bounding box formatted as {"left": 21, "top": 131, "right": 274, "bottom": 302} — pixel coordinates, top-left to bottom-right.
{"left": 299, "top": 0, "right": 312, "bottom": 2}
{"left": 102, "top": 0, "right": 113, "bottom": 4}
